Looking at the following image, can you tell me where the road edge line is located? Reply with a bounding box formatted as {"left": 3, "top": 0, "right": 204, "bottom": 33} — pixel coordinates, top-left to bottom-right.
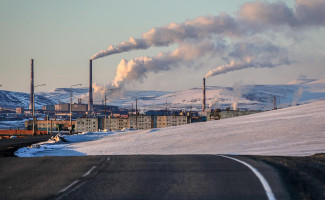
{"left": 220, "top": 155, "right": 276, "bottom": 200}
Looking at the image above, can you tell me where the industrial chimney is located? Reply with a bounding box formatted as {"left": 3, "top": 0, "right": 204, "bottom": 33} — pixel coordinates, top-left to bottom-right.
{"left": 202, "top": 78, "right": 206, "bottom": 112}
{"left": 29, "top": 59, "right": 34, "bottom": 111}
{"left": 88, "top": 59, "right": 93, "bottom": 114}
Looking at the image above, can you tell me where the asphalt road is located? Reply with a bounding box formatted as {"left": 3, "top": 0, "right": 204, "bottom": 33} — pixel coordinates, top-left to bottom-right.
{"left": 0, "top": 135, "right": 52, "bottom": 157}
{"left": 0, "top": 155, "right": 290, "bottom": 200}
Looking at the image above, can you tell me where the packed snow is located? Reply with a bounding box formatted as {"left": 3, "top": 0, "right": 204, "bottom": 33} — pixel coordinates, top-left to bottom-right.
{"left": 16, "top": 100, "right": 325, "bottom": 157}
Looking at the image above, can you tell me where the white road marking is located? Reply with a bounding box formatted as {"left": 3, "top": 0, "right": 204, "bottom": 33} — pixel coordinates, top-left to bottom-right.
{"left": 56, "top": 181, "right": 87, "bottom": 200}
{"left": 220, "top": 155, "right": 276, "bottom": 200}
{"left": 58, "top": 180, "right": 80, "bottom": 194}
{"left": 57, "top": 157, "right": 111, "bottom": 198}
{"left": 82, "top": 166, "right": 97, "bottom": 177}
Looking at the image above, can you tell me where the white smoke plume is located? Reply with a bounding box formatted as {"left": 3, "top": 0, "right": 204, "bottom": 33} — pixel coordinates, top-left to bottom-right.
{"left": 231, "top": 81, "right": 246, "bottom": 111}
{"left": 90, "top": 0, "right": 325, "bottom": 87}
{"left": 92, "top": 0, "right": 325, "bottom": 60}
{"left": 81, "top": 83, "right": 124, "bottom": 104}
{"left": 112, "top": 40, "right": 223, "bottom": 88}
{"left": 292, "top": 87, "right": 304, "bottom": 106}
{"left": 209, "top": 96, "right": 220, "bottom": 109}
{"left": 205, "top": 41, "right": 291, "bottom": 78}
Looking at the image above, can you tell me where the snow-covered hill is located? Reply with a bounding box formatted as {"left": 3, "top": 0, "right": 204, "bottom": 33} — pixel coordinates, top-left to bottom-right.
{"left": 39, "top": 87, "right": 89, "bottom": 105}
{"left": 16, "top": 100, "right": 325, "bottom": 157}
{"left": 1, "top": 79, "right": 325, "bottom": 111}
{"left": 0, "top": 90, "right": 55, "bottom": 109}
{"left": 127, "top": 79, "right": 325, "bottom": 111}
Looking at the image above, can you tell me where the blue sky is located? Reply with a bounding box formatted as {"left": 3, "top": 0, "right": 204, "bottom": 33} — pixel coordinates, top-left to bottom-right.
{"left": 1, "top": 0, "right": 324, "bottom": 93}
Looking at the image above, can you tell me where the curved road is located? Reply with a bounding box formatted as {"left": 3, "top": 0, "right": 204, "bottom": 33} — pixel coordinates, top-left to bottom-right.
{"left": 0, "top": 155, "right": 289, "bottom": 200}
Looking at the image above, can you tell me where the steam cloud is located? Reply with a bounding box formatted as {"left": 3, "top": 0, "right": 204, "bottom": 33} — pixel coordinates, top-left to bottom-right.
{"left": 91, "top": 0, "right": 325, "bottom": 88}
{"left": 292, "top": 87, "right": 304, "bottom": 106}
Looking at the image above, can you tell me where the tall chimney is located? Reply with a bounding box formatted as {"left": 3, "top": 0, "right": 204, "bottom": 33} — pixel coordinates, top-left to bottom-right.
{"left": 29, "top": 59, "right": 34, "bottom": 110}
{"left": 88, "top": 59, "right": 93, "bottom": 114}
{"left": 203, "top": 78, "right": 206, "bottom": 112}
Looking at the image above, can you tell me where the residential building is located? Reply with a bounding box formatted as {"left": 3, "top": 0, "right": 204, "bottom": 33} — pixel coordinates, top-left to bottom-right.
{"left": 107, "top": 117, "right": 128, "bottom": 131}
{"left": 166, "top": 115, "right": 188, "bottom": 127}
{"left": 155, "top": 116, "right": 167, "bottom": 128}
{"left": 128, "top": 115, "right": 153, "bottom": 130}
{"left": 76, "top": 118, "right": 99, "bottom": 132}
{"left": 25, "top": 119, "right": 76, "bottom": 131}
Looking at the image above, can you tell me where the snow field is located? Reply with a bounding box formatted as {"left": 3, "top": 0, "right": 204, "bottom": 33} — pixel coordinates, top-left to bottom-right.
{"left": 15, "top": 100, "right": 325, "bottom": 157}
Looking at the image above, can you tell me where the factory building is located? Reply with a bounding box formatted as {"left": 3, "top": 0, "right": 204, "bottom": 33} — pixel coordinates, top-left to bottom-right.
{"left": 93, "top": 105, "right": 119, "bottom": 114}
{"left": 219, "top": 110, "right": 260, "bottom": 119}
{"left": 54, "top": 103, "right": 88, "bottom": 113}
{"left": 206, "top": 109, "right": 260, "bottom": 121}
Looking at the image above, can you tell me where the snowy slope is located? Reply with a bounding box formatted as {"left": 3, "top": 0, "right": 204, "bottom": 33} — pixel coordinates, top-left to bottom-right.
{"left": 16, "top": 100, "right": 325, "bottom": 157}
{"left": 0, "top": 90, "right": 55, "bottom": 109}
{"left": 39, "top": 87, "right": 90, "bottom": 104}
{"left": 132, "top": 80, "right": 325, "bottom": 111}
{"left": 2, "top": 79, "right": 325, "bottom": 110}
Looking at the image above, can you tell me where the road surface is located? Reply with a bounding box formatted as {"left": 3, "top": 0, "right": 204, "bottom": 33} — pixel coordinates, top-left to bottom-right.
{"left": 0, "top": 135, "right": 52, "bottom": 157}
{"left": 0, "top": 155, "right": 289, "bottom": 200}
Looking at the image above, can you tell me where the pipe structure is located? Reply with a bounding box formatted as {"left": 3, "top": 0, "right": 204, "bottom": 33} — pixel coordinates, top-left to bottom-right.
{"left": 29, "top": 59, "right": 34, "bottom": 110}
{"left": 202, "top": 78, "right": 206, "bottom": 112}
{"left": 88, "top": 60, "right": 93, "bottom": 115}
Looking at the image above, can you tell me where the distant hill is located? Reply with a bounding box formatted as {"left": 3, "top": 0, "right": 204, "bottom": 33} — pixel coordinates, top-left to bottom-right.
{"left": 0, "top": 90, "right": 55, "bottom": 109}
{"left": 1, "top": 79, "right": 325, "bottom": 111}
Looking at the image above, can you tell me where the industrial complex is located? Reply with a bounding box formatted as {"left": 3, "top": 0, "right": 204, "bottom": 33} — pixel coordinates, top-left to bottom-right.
{"left": 1, "top": 59, "right": 260, "bottom": 137}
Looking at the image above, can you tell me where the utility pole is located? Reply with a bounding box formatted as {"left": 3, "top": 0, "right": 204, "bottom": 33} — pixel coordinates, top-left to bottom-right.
{"left": 70, "top": 90, "right": 72, "bottom": 134}
{"left": 70, "top": 84, "right": 82, "bottom": 135}
{"left": 189, "top": 106, "right": 192, "bottom": 124}
{"left": 133, "top": 92, "right": 144, "bottom": 130}
{"left": 104, "top": 93, "right": 107, "bottom": 130}
{"left": 104, "top": 88, "right": 118, "bottom": 131}
{"left": 33, "top": 84, "right": 46, "bottom": 135}
{"left": 165, "top": 95, "right": 175, "bottom": 115}
{"left": 47, "top": 115, "right": 49, "bottom": 135}
{"left": 136, "top": 97, "right": 138, "bottom": 130}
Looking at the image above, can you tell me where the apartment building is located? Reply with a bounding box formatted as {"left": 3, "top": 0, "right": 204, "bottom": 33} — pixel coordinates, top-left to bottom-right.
{"left": 76, "top": 118, "right": 99, "bottom": 132}
{"left": 128, "top": 115, "right": 153, "bottom": 130}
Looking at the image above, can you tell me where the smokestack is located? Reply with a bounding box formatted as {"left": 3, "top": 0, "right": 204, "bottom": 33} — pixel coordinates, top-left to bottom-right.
{"left": 29, "top": 59, "right": 34, "bottom": 110}
{"left": 88, "top": 59, "right": 93, "bottom": 114}
{"left": 203, "top": 78, "right": 206, "bottom": 112}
